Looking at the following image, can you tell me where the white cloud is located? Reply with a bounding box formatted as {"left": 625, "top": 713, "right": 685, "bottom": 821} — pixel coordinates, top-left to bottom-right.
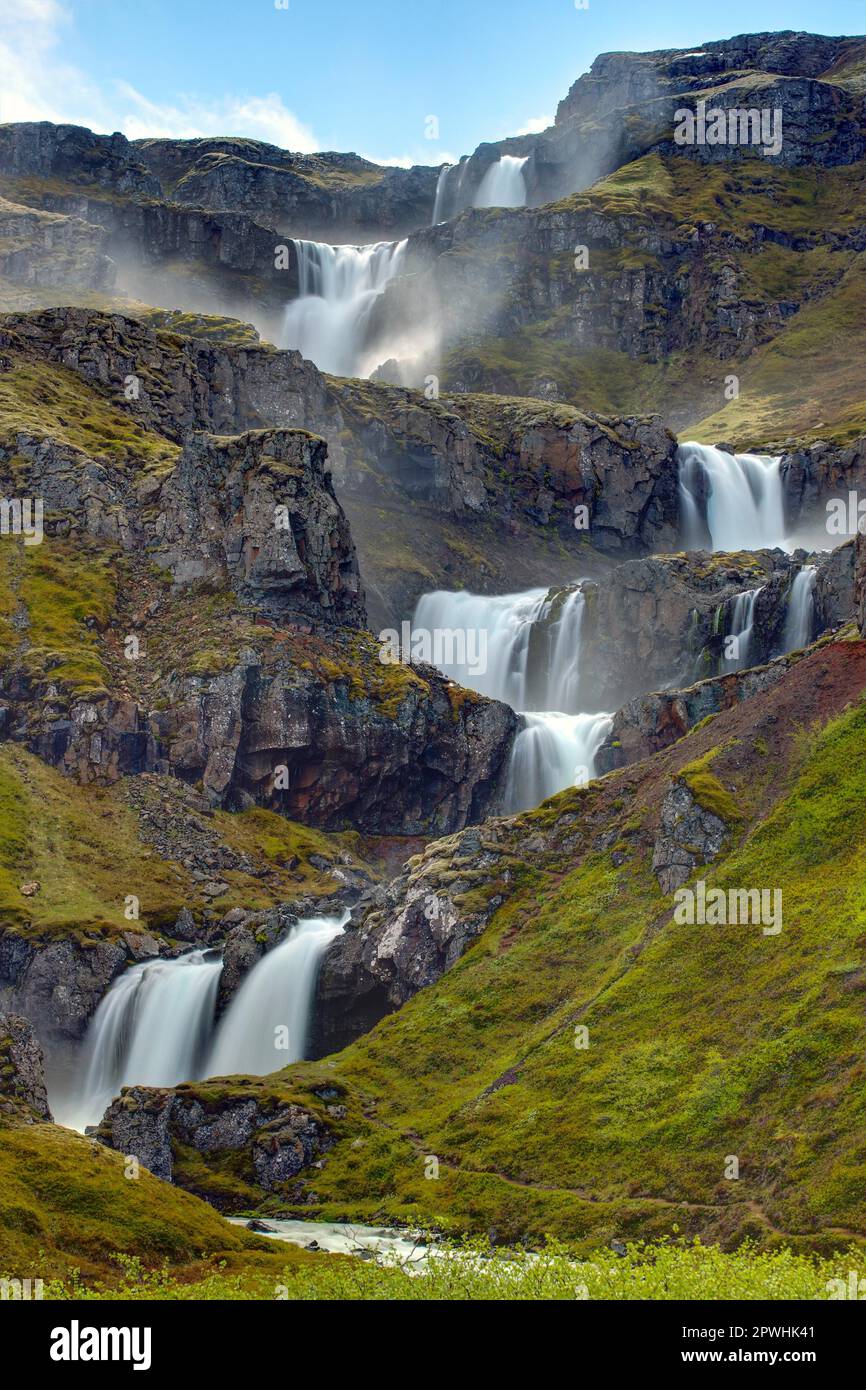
{"left": 115, "top": 83, "right": 318, "bottom": 151}
{"left": 0, "top": 2, "right": 319, "bottom": 152}
{"left": 362, "top": 150, "right": 460, "bottom": 169}
{"left": 0, "top": 0, "right": 104, "bottom": 126}
{"left": 516, "top": 115, "right": 553, "bottom": 136}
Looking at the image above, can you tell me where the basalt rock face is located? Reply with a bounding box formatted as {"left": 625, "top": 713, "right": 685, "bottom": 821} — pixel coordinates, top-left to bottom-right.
{"left": 0, "top": 1013, "right": 52, "bottom": 1121}
{"left": 0, "top": 933, "right": 127, "bottom": 1049}
{"left": 533, "top": 32, "right": 865, "bottom": 202}
{"left": 0, "top": 307, "right": 335, "bottom": 440}
{"left": 133, "top": 138, "right": 440, "bottom": 242}
{"left": 0, "top": 124, "right": 161, "bottom": 199}
{"left": 97, "top": 1087, "right": 332, "bottom": 1197}
{"left": 0, "top": 198, "right": 115, "bottom": 291}
{"left": 153, "top": 430, "right": 364, "bottom": 627}
{"left": 0, "top": 308, "right": 689, "bottom": 632}
{"left": 0, "top": 125, "right": 294, "bottom": 314}
{"left": 312, "top": 824, "right": 511, "bottom": 1055}
{"left": 334, "top": 382, "right": 680, "bottom": 546}
{"left": 596, "top": 656, "right": 798, "bottom": 774}
{"left": 532, "top": 549, "right": 828, "bottom": 712}
{"left": 0, "top": 310, "right": 519, "bottom": 836}
{"left": 781, "top": 439, "right": 866, "bottom": 533}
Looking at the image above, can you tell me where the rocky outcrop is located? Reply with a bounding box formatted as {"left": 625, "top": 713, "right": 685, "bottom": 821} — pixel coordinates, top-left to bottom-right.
{"left": 651, "top": 780, "right": 731, "bottom": 893}
{"left": 522, "top": 547, "right": 843, "bottom": 713}
{"left": 0, "top": 1013, "right": 52, "bottom": 1120}
{"left": 0, "top": 123, "right": 160, "bottom": 199}
{"left": 443, "top": 33, "right": 866, "bottom": 213}
{"left": 313, "top": 823, "right": 511, "bottom": 1054}
{"left": 597, "top": 656, "right": 796, "bottom": 774}
{"left": 781, "top": 439, "right": 866, "bottom": 532}
{"left": 0, "top": 933, "right": 127, "bottom": 1050}
{"left": 0, "top": 198, "right": 114, "bottom": 290}
{"left": 0, "top": 308, "right": 690, "bottom": 630}
{"left": 134, "top": 137, "right": 440, "bottom": 242}
{"left": 98, "top": 1086, "right": 332, "bottom": 1197}
{"left": 0, "top": 307, "right": 336, "bottom": 441}
{"left": 154, "top": 430, "right": 365, "bottom": 627}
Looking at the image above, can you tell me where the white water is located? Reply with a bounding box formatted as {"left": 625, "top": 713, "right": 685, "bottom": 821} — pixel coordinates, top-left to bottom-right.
{"left": 678, "top": 442, "right": 787, "bottom": 552}
{"left": 432, "top": 160, "right": 469, "bottom": 223}
{"left": 782, "top": 565, "right": 817, "bottom": 651}
{"left": 474, "top": 155, "right": 529, "bottom": 209}
{"left": 54, "top": 951, "right": 222, "bottom": 1131}
{"left": 207, "top": 914, "right": 347, "bottom": 1078}
{"left": 413, "top": 587, "right": 611, "bottom": 812}
{"left": 56, "top": 916, "right": 346, "bottom": 1132}
{"left": 281, "top": 239, "right": 407, "bottom": 376}
{"left": 504, "top": 711, "right": 613, "bottom": 813}
{"left": 721, "top": 587, "right": 762, "bottom": 673}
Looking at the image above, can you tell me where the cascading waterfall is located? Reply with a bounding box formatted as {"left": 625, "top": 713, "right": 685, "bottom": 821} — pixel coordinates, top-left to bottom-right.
{"left": 280, "top": 238, "right": 407, "bottom": 376}
{"left": 781, "top": 565, "right": 817, "bottom": 652}
{"left": 413, "top": 587, "right": 612, "bottom": 812}
{"left": 55, "top": 916, "right": 346, "bottom": 1132}
{"left": 432, "top": 160, "right": 469, "bottom": 223}
{"left": 678, "top": 442, "right": 787, "bottom": 552}
{"left": 207, "top": 914, "right": 347, "bottom": 1078}
{"left": 504, "top": 712, "right": 613, "bottom": 814}
{"left": 473, "top": 155, "right": 529, "bottom": 209}
{"left": 721, "top": 587, "right": 762, "bottom": 673}
{"left": 54, "top": 950, "right": 222, "bottom": 1132}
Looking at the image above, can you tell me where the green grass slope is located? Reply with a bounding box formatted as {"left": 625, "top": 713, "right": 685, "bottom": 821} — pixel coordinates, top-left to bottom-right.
{"left": 179, "top": 638, "right": 866, "bottom": 1254}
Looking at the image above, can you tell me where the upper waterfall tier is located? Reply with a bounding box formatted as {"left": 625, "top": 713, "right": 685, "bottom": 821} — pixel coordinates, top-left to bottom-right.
{"left": 280, "top": 238, "right": 407, "bottom": 376}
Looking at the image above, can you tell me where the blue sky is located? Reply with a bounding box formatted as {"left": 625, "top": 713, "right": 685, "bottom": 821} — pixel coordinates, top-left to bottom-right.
{"left": 0, "top": 0, "right": 863, "bottom": 164}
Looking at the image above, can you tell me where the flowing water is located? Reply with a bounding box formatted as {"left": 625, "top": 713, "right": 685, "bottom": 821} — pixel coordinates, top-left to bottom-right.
{"left": 281, "top": 238, "right": 407, "bottom": 376}
{"left": 474, "top": 155, "right": 529, "bottom": 209}
{"left": 207, "top": 914, "right": 347, "bottom": 1078}
{"left": 432, "top": 160, "right": 469, "bottom": 223}
{"left": 781, "top": 565, "right": 817, "bottom": 652}
{"left": 720, "top": 587, "right": 762, "bottom": 673}
{"left": 55, "top": 916, "right": 346, "bottom": 1132}
{"left": 53, "top": 950, "right": 222, "bottom": 1132}
{"left": 413, "top": 587, "right": 612, "bottom": 811}
{"left": 678, "top": 442, "right": 787, "bottom": 551}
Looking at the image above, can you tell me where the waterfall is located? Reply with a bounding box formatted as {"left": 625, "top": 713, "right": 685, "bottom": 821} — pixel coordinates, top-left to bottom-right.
{"left": 54, "top": 950, "right": 222, "bottom": 1132}
{"left": 413, "top": 586, "right": 610, "bottom": 810}
{"left": 413, "top": 586, "right": 586, "bottom": 711}
{"left": 474, "top": 155, "right": 529, "bottom": 209}
{"left": 280, "top": 239, "right": 407, "bottom": 376}
{"left": 721, "top": 588, "right": 762, "bottom": 673}
{"left": 55, "top": 915, "right": 347, "bottom": 1132}
{"left": 504, "top": 712, "right": 613, "bottom": 814}
{"left": 678, "top": 442, "right": 786, "bottom": 552}
{"left": 432, "top": 160, "right": 469, "bottom": 223}
{"left": 206, "top": 915, "right": 347, "bottom": 1078}
{"left": 781, "top": 566, "right": 817, "bottom": 652}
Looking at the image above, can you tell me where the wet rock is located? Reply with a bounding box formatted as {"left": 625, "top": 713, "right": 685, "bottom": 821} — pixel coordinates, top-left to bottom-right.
{"left": 0, "top": 1013, "right": 52, "bottom": 1121}
{"left": 98, "top": 1087, "right": 331, "bottom": 1195}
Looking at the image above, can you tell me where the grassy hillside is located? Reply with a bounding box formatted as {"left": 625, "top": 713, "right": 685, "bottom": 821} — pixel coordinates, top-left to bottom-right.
{"left": 169, "top": 638, "right": 866, "bottom": 1253}
{"left": 444, "top": 155, "right": 866, "bottom": 447}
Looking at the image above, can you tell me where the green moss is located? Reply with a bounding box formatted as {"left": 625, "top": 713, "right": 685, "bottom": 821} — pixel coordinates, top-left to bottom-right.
{"left": 0, "top": 1118, "right": 293, "bottom": 1284}
{"left": 0, "top": 357, "right": 179, "bottom": 472}
{"left": 678, "top": 748, "right": 744, "bottom": 823}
